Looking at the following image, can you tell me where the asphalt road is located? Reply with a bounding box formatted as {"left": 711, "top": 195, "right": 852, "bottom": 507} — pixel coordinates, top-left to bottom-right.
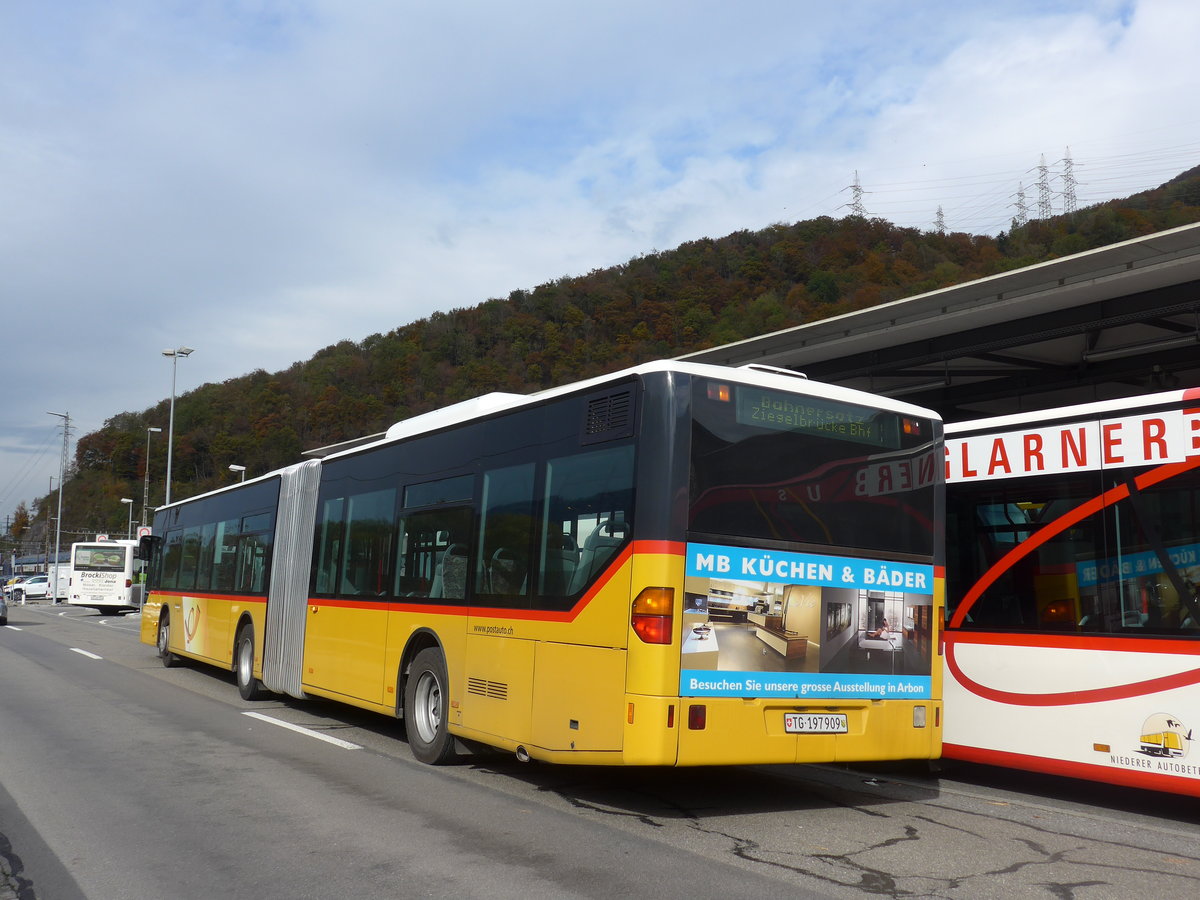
{"left": 2, "top": 602, "right": 1199, "bottom": 899}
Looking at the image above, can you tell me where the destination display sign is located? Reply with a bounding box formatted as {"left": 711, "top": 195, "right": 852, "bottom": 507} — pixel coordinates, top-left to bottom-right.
{"left": 736, "top": 388, "right": 900, "bottom": 448}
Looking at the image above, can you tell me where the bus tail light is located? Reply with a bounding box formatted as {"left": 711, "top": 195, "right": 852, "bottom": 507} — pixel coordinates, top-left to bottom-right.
{"left": 631, "top": 587, "right": 674, "bottom": 644}
{"left": 125, "top": 579, "right": 133, "bottom": 589}
{"left": 687, "top": 704, "right": 707, "bottom": 730}
{"left": 913, "top": 705, "right": 927, "bottom": 728}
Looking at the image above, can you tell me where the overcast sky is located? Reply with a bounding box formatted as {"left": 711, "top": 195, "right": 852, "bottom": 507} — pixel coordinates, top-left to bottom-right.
{"left": 3, "top": 0, "right": 1199, "bottom": 536}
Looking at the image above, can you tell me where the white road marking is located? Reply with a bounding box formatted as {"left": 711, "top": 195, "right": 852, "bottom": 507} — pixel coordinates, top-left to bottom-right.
{"left": 71, "top": 648, "right": 103, "bottom": 660}
{"left": 242, "top": 711, "right": 362, "bottom": 750}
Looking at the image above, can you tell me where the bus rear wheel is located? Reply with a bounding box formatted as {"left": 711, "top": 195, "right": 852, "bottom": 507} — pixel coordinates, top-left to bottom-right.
{"left": 235, "top": 624, "right": 266, "bottom": 701}
{"left": 404, "top": 648, "right": 457, "bottom": 765}
{"left": 157, "top": 612, "right": 179, "bottom": 668}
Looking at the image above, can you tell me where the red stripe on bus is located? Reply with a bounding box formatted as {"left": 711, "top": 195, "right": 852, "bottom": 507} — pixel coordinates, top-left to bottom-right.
{"left": 942, "top": 742, "right": 1200, "bottom": 798}
{"left": 152, "top": 591, "right": 267, "bottom": 605}
{"left": 945, "top": 630, "right": 1200, "bottom": 655}
{"left": 945, "top": 641, "right": 1200, "bottom": 706}
{"left": 635, "top": 540, "right": 687, "bottom": 556}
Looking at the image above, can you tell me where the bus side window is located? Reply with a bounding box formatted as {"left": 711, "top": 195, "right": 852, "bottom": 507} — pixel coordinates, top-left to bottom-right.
{"left": 178, "top": 525, "right": 203, "bottom": 591}
{"left": 160, "top": 529, "right": 184, "bottom": 591}
{"left": 339, "top": 489, "right": 397, "bottom": 597}
{"left": 396, "top": 507, "right": 472, "bottom": 599}
{"left": 476, "top": 464, "right": 535, "bottom": 603}
{"left": 236, "top": 533, "right": 270, "bottom": 594}
{"left": 195, "top": 522, "right": 216, "bottom": 592}
{"left": 539, "top": 445, "right": 635, "bottom": 602}
{"left": 313, "top": 498, "right": 345, "bottom": 595}
{"left": 212, "top": 518, "right": 239, "bottom": 592}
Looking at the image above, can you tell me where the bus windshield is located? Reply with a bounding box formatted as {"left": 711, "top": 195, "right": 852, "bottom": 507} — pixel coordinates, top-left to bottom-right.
{"left": 689, "top": 379, "right": 939, "bottom": 557}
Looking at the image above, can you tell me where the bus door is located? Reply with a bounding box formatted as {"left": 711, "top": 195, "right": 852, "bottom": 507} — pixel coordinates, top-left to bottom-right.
{"left": 305, "top": 489, "right": 395, "bottom": 704}
{"left": 464, "top": 462, "right": 537, "bottom": 744}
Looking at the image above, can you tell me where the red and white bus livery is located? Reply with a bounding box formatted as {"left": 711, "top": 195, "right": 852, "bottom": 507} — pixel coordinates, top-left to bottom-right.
{"left": 944, "top": 387, "right": 1200, "bottom": 797}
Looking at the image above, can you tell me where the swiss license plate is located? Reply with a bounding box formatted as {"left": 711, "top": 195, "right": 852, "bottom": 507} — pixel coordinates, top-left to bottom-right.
{"left": 784, "top": 713, "right": 848, "bottom": 734}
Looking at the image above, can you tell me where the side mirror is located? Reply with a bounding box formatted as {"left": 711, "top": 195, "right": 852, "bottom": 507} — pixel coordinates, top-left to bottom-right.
{"left": 137, "top": 534, "right": 163, "bottom": 561}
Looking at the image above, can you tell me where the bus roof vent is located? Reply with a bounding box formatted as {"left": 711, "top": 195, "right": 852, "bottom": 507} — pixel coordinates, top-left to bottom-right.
{"left": 582, "top": 387, "right": 635, "bottom": 444}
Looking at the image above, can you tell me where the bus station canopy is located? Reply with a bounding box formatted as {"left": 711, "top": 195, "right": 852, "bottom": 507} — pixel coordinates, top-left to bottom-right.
{"left": 680, "top": 221, "right": 1200, "bottom": 424}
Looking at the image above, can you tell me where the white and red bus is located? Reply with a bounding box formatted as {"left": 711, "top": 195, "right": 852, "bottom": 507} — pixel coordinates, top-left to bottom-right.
{"left": 943, "top": 388, "right": 1200, "bottom": 796}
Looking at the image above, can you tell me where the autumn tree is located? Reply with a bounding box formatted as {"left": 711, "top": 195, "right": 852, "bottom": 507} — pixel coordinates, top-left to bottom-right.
{"left": 10, "top": 502, "right": 30, "bottom": 541}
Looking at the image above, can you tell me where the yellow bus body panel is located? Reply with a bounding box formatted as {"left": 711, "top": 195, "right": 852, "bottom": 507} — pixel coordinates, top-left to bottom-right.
{"left": 674, "top": 698, "right": 941, "bottom": 765}
{"left": 621, "top": 694, "right": 680, "bottom": 765}
{"left": 623, "top": 550, "right": 686, "bottom": 697}
{"left": 530, "top": 642, "right": 627, "bottom": 751}
{"left": 139, "top": 592, "right": 262, "bottom": 672}
{"left": 459, "top": 633, "right": 535, "bottom": 743}
{"left": 140, "top": 597, "right": 164, "bottom": 646}
{"left": 302, "top": 603, "right": 389, "bottom": 705}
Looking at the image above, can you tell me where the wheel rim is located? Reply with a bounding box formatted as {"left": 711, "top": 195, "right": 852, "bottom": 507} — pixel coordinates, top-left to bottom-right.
{"left": 412, "top": 670, "right": 442, "bottom": 744}
{"left": 158, "top": 618, "right": 169, "bottom": 655}
{"left": 238, "top": 635, "right": 252, "bottom": 685}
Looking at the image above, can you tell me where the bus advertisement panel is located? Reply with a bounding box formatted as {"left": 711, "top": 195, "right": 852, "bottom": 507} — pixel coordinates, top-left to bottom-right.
{"left": 944, "top": 387, "right": 1200, "bottom": 797}
{"left": 681, "top": 543, "right": 934, "bottom": 702}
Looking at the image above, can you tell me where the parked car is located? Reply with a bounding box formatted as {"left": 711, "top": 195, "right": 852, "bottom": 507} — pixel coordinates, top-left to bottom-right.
{"left": 3, "top": 576, "right": 28, "bottom": 600}
{"left": 15, "top": 574, "right": 50, "bottom": 602}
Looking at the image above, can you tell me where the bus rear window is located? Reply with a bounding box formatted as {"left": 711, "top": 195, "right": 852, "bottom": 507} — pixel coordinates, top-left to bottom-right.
{"left": 689, "top": 382, "right": 938, "bottom": 556}
{"left": 73, "top": 547, "right": 126, "bottom": 570}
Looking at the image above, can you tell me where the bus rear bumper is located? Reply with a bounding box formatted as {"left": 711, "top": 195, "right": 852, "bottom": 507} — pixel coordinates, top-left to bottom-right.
{"left": 671, "top": 697, "right": 942, "bottom": 766}
{"left": 483, "top": 696, "right": 942, "bottom": 767}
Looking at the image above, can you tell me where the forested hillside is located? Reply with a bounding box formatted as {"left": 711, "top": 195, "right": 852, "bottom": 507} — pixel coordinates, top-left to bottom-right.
{"left": 36, "top": 165, "right": 1200, "bottom": 537}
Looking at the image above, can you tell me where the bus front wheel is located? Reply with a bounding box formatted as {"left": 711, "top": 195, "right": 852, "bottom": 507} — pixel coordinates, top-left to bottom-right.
{"left": 404, "top": 648, "right": 457, "bottom": 765}
{"left": 235, "top": 624, "right": 266, "bottom": 701}
{"left": 157, "top": 612, "right": 179, "bottom": 668}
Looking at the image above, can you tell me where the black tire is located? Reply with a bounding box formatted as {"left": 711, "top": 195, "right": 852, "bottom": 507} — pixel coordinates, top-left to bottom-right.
{"left": 157, "top": 611, "right": 179, "bottom": 668}
{"left": 235, "top": 624, "right": 267, "bottom": 701}
{"left": 404, "top": 647, "right": 457, "bottom": 764}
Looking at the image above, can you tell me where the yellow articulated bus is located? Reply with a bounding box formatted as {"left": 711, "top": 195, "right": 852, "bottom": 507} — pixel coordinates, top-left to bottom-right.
{"left": 141, "top": 361, "right": 944, "bottom": 766}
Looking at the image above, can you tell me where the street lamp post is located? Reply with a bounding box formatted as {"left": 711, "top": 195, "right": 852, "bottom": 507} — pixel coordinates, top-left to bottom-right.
{"left": 162, "top": 347, "right": 194, "bottom": 506}
{"left": 47, "top": 411, "right": 69, "bottom": 604}
{"left": 143, "top": 426, "right": 162, "bottom": 528}
{"left": 228, "top": 464, "right": 246, "bottom": 481}
{"left": 121, "top": 498, "right": 134, "bottom": 539}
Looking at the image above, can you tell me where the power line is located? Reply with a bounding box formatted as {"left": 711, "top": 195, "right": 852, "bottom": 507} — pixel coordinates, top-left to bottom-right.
{"left": 817, "top": 135, "right": 1200, "bottom": 235}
